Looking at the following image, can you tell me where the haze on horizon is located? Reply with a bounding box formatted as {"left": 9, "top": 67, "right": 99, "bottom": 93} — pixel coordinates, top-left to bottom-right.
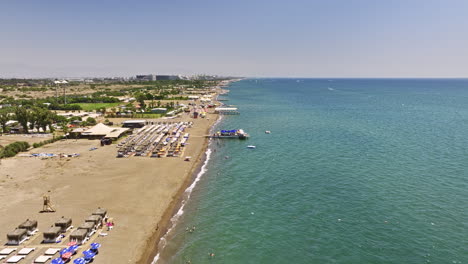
{"left": 1, "top": 0, "right": 467, "bottom": 78}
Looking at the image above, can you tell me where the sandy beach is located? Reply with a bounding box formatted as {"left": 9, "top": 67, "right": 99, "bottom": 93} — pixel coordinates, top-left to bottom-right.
{"left": 0, "top": 110, "right": 218, "bottom": 263}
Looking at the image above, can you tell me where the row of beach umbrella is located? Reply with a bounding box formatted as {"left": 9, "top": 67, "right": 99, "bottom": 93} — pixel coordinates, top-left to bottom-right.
{"left": 51, "top": 242, "right": 101, "bottom": 264}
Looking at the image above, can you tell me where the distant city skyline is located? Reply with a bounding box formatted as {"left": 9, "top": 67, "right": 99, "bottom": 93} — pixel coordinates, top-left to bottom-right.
{"left": 1, "top": 0, "right": 468, "bottom": 78}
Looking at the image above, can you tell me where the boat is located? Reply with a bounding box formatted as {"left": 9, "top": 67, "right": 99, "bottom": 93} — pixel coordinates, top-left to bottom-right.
{"left": 209, "top": 129, "right": 249, "bottom": 139}
{"left": 265, "top": 131, "right": 271, "bottom": 134}
{"left": 247, "top": 145, "right": 256, "bottom": 149}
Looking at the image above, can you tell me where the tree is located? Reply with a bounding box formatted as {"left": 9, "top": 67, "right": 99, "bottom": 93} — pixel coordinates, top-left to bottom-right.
{"left": 136, "top": 93, "right": 146, "bottom": 109}
{"left": 86, "top": 117, "right": 97, "bottom": 126}
{"left": 0, "top": 110, "right": 10, "bottom": 134}
{"left": 14, "top": 107, "right": 30, "bottom": 133}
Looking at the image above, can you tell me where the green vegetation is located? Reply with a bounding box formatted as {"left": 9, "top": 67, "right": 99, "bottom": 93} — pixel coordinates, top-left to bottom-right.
{"left": 0, "top": 141, "right": 30, "bottom": 158}
{"left": 32, "top": 135, "right": 66, "bottom": 148}
{"left": 132, "top": 113, "right": 163, "bottom": 118}
{"left": 75, "top": 103, "right": 121, "bottom": 111}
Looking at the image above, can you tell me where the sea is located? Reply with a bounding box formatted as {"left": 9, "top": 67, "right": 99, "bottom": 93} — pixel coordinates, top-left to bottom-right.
{"left": 154, "top": 79, "right": 468, "bottom": 264}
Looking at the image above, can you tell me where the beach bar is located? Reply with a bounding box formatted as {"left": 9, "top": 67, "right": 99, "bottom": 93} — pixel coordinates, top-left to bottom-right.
{"left": 54, "top": 217, "right": 72, "bottom": 232}
{"left": 18, "top": 219, "right": 38, "bottom": 235}
{"left": 7, "top": 228, "right": 28, "bottom": 245}
{"left": 43, "top": 226, "right": 62, "bottom": 243}
{"left": 69, "top": 229, "right": 88, "bottom": 245}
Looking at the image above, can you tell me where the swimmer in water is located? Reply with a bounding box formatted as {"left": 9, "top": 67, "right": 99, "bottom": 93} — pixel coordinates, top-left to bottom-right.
{"left": 209, "top": 253, "right": 215, "bottom": 257}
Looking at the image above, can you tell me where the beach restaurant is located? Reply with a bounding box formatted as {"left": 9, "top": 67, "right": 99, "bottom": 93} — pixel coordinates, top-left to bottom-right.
{"left": 80, "top": 123, "right": 129, "bottom": 140}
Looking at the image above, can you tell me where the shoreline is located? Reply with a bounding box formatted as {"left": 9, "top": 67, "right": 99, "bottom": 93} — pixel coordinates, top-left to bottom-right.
{"left": 138, "top": 121, "right": 216, "bottom": 264}
{"left": 139, "top": 85, "right": 231, "bottom": 263}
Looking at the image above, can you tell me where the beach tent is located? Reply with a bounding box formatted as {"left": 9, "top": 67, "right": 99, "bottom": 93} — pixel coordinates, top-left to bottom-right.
{"left": 81, "top": 123, "right": 129, "bottom": 139}
{"left": 54, "top": 217, "right": 72, "bottom": 232}
{"left": 7, "top": 228, "right": 28, "bottom": 245}
{"left": 78, "top": 222, "right": 94, "bottom": 234}
{"left": 69, "top": 229, "right": 88, "bottom": 245}
{"left": 92, "top": 207, "right": 107, "bottom": 218}
{"left": 85, "top": 215, "right": 102, "bottom": 228}
{"left": 43, "top": 226, "right": 62, "bottom": 243}
{"left": 18, "top": 219, "right": 38, "bottom": 235}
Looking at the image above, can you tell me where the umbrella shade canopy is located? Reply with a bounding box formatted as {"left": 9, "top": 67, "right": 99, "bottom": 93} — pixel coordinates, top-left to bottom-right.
{"left": 82, "top": 250, "right": 95, "bottom": 260}
{"left": 59, "top": 248, "right": 69, "bottom": 255}
{"left": 90, "top": 243, "right": 101, "bottom": 249}
{"left": 51, "top": 258, "right": 65, "bottom": 264}
{"left": 68, "top": 245, "right": 79, "bottom": 252}
{"left": 73, "top": 258, "right": 86, "bottom": 264}
{"left": 61, "top": 252, "right": 72, "bottom": 259}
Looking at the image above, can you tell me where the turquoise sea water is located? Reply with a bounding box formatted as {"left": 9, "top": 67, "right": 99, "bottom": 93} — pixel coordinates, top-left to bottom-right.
{"left": 156, "top": 79, "right": 468, "bottom": 264}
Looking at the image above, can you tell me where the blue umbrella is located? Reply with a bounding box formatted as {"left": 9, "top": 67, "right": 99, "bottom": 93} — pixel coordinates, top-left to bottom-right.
{"left": 83, "top": 250, "right": 95, "bottom": 260}
{"left": 90, "top": 243, "right": 101, "bottom": 250}
{"left": 51, "top": 258, "right": 65, "bottom": 264}
{"left": 59, "top": 248, "right": 69, "bottom": 255}
{"left": 69, "top": 245, "right": 79, "bottom": 252}
{"left": 73, "top": 258, "right": 86, "bottom": 264}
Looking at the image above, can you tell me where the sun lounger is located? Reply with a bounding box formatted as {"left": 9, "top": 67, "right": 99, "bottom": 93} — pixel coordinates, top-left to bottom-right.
{"left": 34, "top": 255, "right": 52, "bottom": 263}
{"left": 18, "top": 248, "right": 35, "bottom": 255}
{"left": 0, "top": 248, "right": 17, "bottom": 255}
{"left": 0, "top": 256, "right": 6, "bottom": 261}
{"left": 6, "top": 255, "right": 25, "bottom": 263}
{"left": 44, "top": 248, "right": 61, "bottom": 255}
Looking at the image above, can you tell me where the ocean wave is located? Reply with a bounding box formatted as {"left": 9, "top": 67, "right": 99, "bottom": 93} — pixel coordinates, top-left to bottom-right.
{"left": 152, "top": 146, "right": 213, "bottom": 263}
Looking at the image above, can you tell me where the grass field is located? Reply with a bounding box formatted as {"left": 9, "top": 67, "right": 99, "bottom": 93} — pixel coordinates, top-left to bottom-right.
{"left": 132, "top": 113, "right": 163, "bottom": 118}
{"left": 76, "top": 103, "right": 121, "bottom": 111}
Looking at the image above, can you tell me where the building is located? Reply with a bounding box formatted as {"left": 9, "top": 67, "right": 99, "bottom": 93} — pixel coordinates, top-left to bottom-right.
{"left": 80, "top": 123, "right": 130, "bottom": 139}
{"left": 135, "top": 74, "right": 156, "bottom": 81}
{"left": 122, "top": 120, "right": 146, "bottom": 128}
{"left": 156, "top": 75, "right": 180, "bottom": 81}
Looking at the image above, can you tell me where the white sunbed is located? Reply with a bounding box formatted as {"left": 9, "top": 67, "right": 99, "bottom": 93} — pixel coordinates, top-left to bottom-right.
{"left": 0, "top": 248, "right": 17, "bottom": 255}
{"left": 6, "top": 255, "right": 25, "bottom": 263}
{"left": 18, "top": 248, "right": 35, "bottom": 255}
{"left": 34, "top": 255, "right": 52, "bottom": 263}
{"left": 0, "top": 256, "right": 6, "bottom": 261}
{"left": 44, "top": 248, "right": 61, "bottom": 255}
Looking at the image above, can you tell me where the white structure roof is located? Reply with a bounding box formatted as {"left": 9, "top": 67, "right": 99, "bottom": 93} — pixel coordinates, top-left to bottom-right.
{"left": 0, "top": 248, "right": 17, "bottom": 255}
{"left": 82, "top": 123, "right": 129, "bottom": 138}
{"left": 6, "top": 255, "right": 25, "bottom": 263}
{"left": 18, "top": 248, "right": 35, "bottom": 255}
{"left": 34, "top": 255, "right": 52, "bottom": 263}
{"left": 44, "top": 248, "right": 61, "bottom": 255}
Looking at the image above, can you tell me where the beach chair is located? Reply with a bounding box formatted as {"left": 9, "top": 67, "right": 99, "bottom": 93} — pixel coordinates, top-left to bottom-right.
{"left": 44, "top": 248, "right": 61, "bottom": 255}
{"left": 0, "top": 248, "right": 17, "bottom": 255}
{"left": 34, "top": 255, "right": 52, "bottom": 263}
{"left": 0, "top": 256, "right": 6, "bottom": 261}
{"left": 6, "top": 255, "right": 25, "bottom": 263}
{"left": 17, "top": 248, "right": 35, "bottom": 255}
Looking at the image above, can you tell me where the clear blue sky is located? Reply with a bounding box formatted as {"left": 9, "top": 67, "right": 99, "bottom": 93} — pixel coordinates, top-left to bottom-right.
{"left": 1, "top": 0, "right": 467, "bottom": 78}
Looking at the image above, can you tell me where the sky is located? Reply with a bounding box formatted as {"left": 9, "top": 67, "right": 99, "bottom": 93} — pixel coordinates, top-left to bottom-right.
{"left": 1, "top": 0, "right": 467, "bottom": 78}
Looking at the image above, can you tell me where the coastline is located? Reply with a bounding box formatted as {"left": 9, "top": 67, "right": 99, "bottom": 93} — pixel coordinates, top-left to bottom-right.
{"left": 0, "top": 80, "right": 236, "bottom": 264}
{"left": 138, "top": 81, "right": 235, "bottom": 263}
{"left": 138, "top": 116, "right": 218, "bottom": 264}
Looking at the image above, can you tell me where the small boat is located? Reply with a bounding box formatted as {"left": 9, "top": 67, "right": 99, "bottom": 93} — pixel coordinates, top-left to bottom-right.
{"left": 247, "top": 145, "right": 256, "bottom": 149}
{"left": 265, "top": 131, "right": 271, "bottom": 134}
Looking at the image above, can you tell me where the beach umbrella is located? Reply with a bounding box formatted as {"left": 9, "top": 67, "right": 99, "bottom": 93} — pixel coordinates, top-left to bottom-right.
{"left": 90, "top": 242, "right": 101, "bottom": 250}
{"left": 67, "top": 241, "right": 77, "bottom": 246}
{"left": 73, "top": 258, "right": 86, "bottom": 264}
{"left": 61, "top": 252, "right": 72, "bottom": 260}
{"left": 83, "top": 250, "right": 95, "bottom": 260}
{"left": 59, "top": 248, "right": 69, "bottom": 255}
{"left": 69, "top": 245, "right": 79, "bottom": 252}
{"left": 51, "top": 258, "right": 65, "bottom": 264}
